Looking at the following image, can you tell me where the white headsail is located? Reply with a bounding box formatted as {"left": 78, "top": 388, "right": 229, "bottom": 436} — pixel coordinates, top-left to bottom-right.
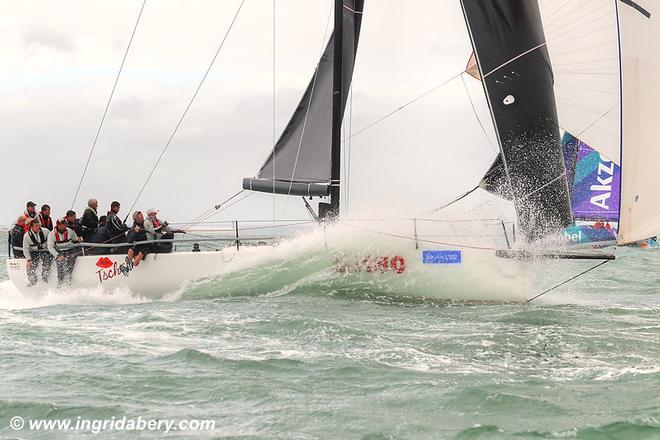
{"left": 541, "top": 0, "right": 658, "bottom": 244}
{"left": 541, "top": 0, "right": 621, "bottom": 165}
{"left": 616, "top": 1, "right": 660, "bottom": 244}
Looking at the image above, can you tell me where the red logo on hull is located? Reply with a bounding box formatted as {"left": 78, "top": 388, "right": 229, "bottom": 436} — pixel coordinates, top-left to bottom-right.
{"left": 96, "top": 257, "right": 113, "bottom": 269}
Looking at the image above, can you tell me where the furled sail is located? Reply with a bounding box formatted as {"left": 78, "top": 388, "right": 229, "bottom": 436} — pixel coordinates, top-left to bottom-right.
{"left": 242, "top": 1, "right": 364, "bottom": 198}
{"left": 461, "top": 0, "right": 573, "bottom": 241}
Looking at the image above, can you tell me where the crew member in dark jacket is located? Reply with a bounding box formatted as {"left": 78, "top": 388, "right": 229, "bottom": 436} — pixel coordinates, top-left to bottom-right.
{"left": 127, "top": 211, "right": 150, "bottom": 266}
{"left": 80, "top": 198, "right": 99, "bottom": 241}
{"left": 105, "top": 201, "right": 130, "bottom": 254}
{"left": 64, "top": 210, "right": 84, "bottom": 237}
{"left": 88, "top": 216, "right": 108, "bottom": 255}
{"left": 11, "top": 216, "right": 27, "bottom": 258}
{"left": 38, "top": 204, "right": 53, "bottom": 231}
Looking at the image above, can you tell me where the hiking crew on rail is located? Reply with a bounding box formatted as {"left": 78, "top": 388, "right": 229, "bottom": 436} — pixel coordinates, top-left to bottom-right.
{"left": 9, "top": 200, "right": 186, "bottom": 287}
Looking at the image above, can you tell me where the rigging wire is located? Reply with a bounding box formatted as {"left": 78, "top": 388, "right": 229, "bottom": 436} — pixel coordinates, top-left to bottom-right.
{"left": 124, "top": 0, "right": 246, "bottom": 220}
{"left": 527, "top": 258, "right": 613, "bottom": 303}
{"left": 70, "top": 0, "right": 147, "bottom": 209}
{"left": 272, "top": 0, "right": 276, "bottom": 227}
{"left": 180, "top": 189, "right": 246, "bottom": 230}
{"left": 346, "top": 83, "right": 354, "bottom": 213}
{"left": 461, "top": 73, "right": 498, "bottom": 152}
{"left": 341, "top": 72, "right": 462, "bottom": 143}
{"left": 426, "top": 185, "right": 480, "bottom": 215}
{"left": 282, "top": 0, "right": 333, "bottom": 217}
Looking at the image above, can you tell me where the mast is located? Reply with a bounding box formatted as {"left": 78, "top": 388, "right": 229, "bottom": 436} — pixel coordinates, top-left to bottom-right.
{"left": 328, "top": 0, "right": 344, "bottom": 219}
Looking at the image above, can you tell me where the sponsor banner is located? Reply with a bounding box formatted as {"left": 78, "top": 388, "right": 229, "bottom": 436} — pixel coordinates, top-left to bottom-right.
{"left": 422, "top": 250, "right": 462, "bottom": 265}
{"left": 563, "top": 225, "right": 617, "bottom": 245}
{"left": 563, "top": 134, "right": 621, "bottom": 223}
{"left": 95, "top": 256, "right": 136, "bottom": 283}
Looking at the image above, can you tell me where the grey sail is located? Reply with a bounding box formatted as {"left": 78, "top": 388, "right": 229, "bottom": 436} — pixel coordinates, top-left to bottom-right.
{"left": 461, "top": 0, "right": 573, "bottom": 241}
{"left": 243, "top": 1, "right": 364, "bottom": 200}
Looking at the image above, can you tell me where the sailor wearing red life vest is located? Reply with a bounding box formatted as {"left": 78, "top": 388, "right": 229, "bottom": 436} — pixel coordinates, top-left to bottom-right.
{"left": 38, "top": 204, "right": 53, "bottom": 231}
{"left": 23, "top": 201, "right": 38, "bottom": 232}
{"left": 47, "top": 218, "right": 83, "bottom": 287}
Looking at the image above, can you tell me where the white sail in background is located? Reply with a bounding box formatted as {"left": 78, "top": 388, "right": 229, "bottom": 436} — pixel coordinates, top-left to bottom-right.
{"left": 616, "top": 0, "right": 660, "bottom": 244}
{"left": 540, "top": 0, "right": 660, "bottom": 244}
{"left": 540, "top": 0, "right": 621, "bottom": 165}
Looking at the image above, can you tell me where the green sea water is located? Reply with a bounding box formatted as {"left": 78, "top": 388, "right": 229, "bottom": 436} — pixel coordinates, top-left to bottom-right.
{"left": 1, "top": 233, "right": 660, "bottom": 439}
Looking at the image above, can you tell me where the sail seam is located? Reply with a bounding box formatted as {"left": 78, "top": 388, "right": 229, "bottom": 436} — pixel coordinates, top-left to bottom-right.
{"left": 519, "top": 172, "right": 566, "bottom": 201}
{"left": 342, "top": 4, "right": 362, "bottom": 14}
{"left": 483, "top": 42, "right": 547, "bottom": 78}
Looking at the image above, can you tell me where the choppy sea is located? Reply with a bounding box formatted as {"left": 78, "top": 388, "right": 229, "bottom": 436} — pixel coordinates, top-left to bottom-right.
{"left": 1, "top": 232, "right": 659, "bottom": 440}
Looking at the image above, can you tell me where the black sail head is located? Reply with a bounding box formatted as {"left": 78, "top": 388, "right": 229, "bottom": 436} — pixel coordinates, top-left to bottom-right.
{"left": 461, "top": 0, "right": 573, "bottom": 241}
{"left": 243, "top": 1, "right": 364, "bottom": 204}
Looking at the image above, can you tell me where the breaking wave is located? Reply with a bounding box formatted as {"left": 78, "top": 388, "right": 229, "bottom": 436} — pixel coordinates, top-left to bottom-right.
{"left": 0, "top": 280, "right": 149, "bottom": 310}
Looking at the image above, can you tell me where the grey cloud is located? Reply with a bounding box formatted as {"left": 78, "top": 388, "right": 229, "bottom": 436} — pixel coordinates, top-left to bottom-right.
{"left": 22, "top": 26, "right": 75, "bottom": 54}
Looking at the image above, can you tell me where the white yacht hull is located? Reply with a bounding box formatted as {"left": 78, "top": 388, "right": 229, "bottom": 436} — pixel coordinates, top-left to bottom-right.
{"left": 6, "top": 224, "right": 530, "bottom": 302}
{"left": 6, "top": 250, "right": 240, "bottom": 299}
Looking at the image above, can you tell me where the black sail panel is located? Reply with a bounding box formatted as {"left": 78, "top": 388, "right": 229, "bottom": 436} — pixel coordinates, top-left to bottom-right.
{"left": 243, "top": 1, "right": 364, "bottom": 197}
{"left": 480, "top": 154, "right": 512, "bottom": 200}
{"left": 461, "top": 0, "right": 572, "bottom": 241}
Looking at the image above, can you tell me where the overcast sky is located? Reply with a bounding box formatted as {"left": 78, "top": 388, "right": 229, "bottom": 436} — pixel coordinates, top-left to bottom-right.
{"left": 0, "top": 0, "right": 506, "bottom": 225}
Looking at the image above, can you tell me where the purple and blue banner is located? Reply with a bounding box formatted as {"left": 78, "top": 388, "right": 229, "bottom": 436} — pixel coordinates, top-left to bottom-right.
{"left": 562, "top": 133, "right": 621, "bottom": 223}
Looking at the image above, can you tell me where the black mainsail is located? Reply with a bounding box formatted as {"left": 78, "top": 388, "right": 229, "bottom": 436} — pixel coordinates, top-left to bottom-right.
{"left": 243, "top": 0, "right": 364, "bottom": 219}
{"left": 461, "top": 0, "right": 572, "bottom": 241}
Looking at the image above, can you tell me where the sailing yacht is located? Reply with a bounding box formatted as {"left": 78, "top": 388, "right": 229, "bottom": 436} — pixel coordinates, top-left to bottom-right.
{"left": 6, "top": 0, "right": 658, "bottom": 301}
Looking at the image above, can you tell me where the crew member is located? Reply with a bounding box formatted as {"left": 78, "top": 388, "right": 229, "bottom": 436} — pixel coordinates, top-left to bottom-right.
{"left": 88, "top": 216, "right": 108, "bottom": 254}
{"left": 23, "top": 218, "right": 52, "bottom": 286}
{"left": 144, "top": 208, "right": 185, "bottom": 253}
{"left": 64, "top": 210, "right": 84, "bottom": 237}
{"left": 105, "top": 201, "right": 130, "bottom": 254}
{"left": 38, "top": 204, "right": 53, "bottom": 231}
{"left": 80, "top": 198, "right": 99, "bottom": 241}
{"left": 127, "top": 211, "right": 149, "bottom": 266}
{"left": 24, "top": 201, "right": 38, "bottom": 229}
{"left": 47, "top": 218, "right": 83, "bottom": 287}
{"left": 11, "top": 216, "right": 27, "bottom": 258}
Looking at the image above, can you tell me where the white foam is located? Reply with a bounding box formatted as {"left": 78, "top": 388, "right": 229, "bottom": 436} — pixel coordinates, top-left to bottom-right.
{"left": 0, "top": 280, "right": 149, "bottom": 310}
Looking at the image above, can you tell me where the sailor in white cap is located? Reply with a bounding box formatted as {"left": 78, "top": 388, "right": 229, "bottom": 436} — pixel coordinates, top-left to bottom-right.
{"left": 143, "top": 209, "right": 185, "bottom": 253}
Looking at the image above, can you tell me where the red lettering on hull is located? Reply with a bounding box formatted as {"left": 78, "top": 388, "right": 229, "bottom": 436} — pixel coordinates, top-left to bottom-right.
{"left": 335, "top": 255, "right": 406, "bottom": 274}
